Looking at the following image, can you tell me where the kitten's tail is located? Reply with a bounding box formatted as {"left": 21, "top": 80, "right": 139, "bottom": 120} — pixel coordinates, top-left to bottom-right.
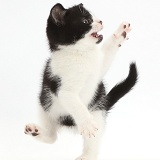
{"left": 106, "top": 63, "right": 138, "bottom": 110}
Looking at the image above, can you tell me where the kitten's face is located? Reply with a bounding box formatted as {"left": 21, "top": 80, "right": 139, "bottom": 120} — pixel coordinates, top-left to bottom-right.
{"left": 46, "top": 3, "right": 103, "bottom": 51}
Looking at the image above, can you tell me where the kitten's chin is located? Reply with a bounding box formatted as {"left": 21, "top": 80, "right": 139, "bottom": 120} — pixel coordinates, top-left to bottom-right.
{"left": 91, "top": 32, "right": 103, "bottom": 44}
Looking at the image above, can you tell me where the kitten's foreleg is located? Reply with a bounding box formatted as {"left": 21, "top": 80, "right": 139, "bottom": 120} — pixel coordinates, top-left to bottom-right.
{"left": 101, "top": 22, "right": 131, "bottom": 76}
{"left": 76, "top": 111, "right": 105, "bottom": 160}
{"left": 58, "top": 90, "right": 98, "bottom": 138}
{"left": 24, "top": 106, "right": 58, "bottom": 144}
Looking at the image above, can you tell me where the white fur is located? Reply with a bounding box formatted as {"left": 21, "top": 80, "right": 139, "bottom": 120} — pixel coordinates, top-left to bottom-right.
{"left": 25, "top": 21, "right": 131, "bottom": 160}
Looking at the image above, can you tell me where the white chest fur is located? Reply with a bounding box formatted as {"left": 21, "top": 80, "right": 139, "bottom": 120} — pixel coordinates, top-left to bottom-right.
{"left": 50, "top": 44, "right": 103, "bottom": 109}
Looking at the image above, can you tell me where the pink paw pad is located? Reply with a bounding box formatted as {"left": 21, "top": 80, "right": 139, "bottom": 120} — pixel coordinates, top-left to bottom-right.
{"left": 24, "top": 124, "right": 40, "bottom": 136}
{"left": 113, "top": 22, "right": 132, "bottom": 47}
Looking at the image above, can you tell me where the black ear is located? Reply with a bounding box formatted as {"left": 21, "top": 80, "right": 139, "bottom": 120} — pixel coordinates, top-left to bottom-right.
{"left": 78, "top": 3, "right": 83, "bottom": 7}
{"left": 51, "top": 3, "right": 66, "bottom": 26}
{"left": 78, "top": 3, "right": 84, "bottom": 14}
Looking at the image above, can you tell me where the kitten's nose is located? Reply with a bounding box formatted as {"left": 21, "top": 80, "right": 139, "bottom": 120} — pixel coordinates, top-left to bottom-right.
{"left": 99, "top": 20, "right": 102, "bottom": 25}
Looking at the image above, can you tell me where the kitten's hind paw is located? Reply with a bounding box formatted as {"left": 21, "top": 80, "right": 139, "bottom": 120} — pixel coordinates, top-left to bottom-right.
{"left": 24, "top": 124, "right": 40, "bottom": 136}
{"left": 76, "top": 156, "right": 88, "bottom": 160}
{"left": 76, "top": 155, "right": 96, "bottom": 160}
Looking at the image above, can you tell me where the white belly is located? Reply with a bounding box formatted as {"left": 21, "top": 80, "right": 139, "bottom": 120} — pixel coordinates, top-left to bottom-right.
{"left": 49, "top": 48, "right": 103, "bottom": 119}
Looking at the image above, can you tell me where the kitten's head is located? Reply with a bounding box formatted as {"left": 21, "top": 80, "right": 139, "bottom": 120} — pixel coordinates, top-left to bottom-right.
{"left": 46, "top": 3, "right": 103, "bottom": 51}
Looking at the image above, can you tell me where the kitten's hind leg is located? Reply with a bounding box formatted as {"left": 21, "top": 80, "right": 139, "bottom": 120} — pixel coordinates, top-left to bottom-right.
{"left": 24, "top": 123, "right": 57, "bottom": 144}
{"left": 76, "top": 111, "right": 105, "bottom": 160}
{"left": 24, "top": 106, "right": 58, "bottom": 144}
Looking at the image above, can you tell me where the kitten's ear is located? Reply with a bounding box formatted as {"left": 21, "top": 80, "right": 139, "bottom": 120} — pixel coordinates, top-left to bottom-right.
{"left": 78, "top": 3, "right": 84, "bottom": 13}
{"left": 78, "top": 3, "right": 83, "bottom": 7}
{"left": 51, "top": 3, "right": 66, "bottom": 26}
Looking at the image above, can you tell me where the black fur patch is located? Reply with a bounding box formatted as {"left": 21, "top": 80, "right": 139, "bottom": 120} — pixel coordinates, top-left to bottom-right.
{"left": 39, "top": 59, "right": 61, "bottom": 111}
{"left": 89, "top": 63, "right": 138, "bottom": 112}
{"left": 88, "top": 82, "right": 108, "bottom": 111}
{"left": 39, "top": 85, "right": 52, "bottom": 111}
{"left": 46, "top": 3, "right": 93, "bottom": 51}
{"left": 106, "top": 63, "right": 138, "bottom": 110}
{"left": 58, "top": 115, "right": 76, "bottom": 127}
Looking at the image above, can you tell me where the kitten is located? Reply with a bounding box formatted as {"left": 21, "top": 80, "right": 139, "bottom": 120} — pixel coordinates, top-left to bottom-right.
{"left": 25, "top": 3, "right": 138, "bottom": 160}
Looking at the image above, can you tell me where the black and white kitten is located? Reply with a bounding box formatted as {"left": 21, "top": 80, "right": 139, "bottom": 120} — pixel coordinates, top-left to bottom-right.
{"left": 25, "top": 3, "right": 138, "bottom": 160}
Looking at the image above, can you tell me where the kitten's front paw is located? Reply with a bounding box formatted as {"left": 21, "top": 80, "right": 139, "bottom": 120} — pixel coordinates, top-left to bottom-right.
{"left": 77, "top": 116, "right": 98, "bottom": 138}
{"left": 113, "top": 22, "right": 131, "bottom": 47}
{"left": 24, "top": 124, "right": 40, "bottom": 136}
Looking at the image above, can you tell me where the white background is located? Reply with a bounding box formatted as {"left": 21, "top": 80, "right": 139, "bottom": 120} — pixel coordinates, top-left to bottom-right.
{"left": 0, "top": 0, "right": 160, "bottom": 160}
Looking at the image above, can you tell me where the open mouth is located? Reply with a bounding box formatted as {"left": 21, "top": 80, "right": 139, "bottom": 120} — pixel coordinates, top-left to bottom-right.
{"left": 91, "top": 32, "right": 103, "bottom": 44}
{"left": 91, "top": 32, "right": 100, "bottom": 38}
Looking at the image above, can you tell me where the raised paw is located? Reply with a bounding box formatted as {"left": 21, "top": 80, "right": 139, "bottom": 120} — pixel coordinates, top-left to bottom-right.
{"left": 113, "top": 22, "right": 131, "bottom": 46}
{"left": 77, "top": 116, "right": 98, "bottom": 138}
{"left": 25, "top": 124, "right": 40, "bottom": 136}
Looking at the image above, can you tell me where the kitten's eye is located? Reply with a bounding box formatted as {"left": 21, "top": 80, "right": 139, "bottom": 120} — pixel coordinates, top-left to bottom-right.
{"left": 82, "top": 19, "right": 89, "bottom": 24}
